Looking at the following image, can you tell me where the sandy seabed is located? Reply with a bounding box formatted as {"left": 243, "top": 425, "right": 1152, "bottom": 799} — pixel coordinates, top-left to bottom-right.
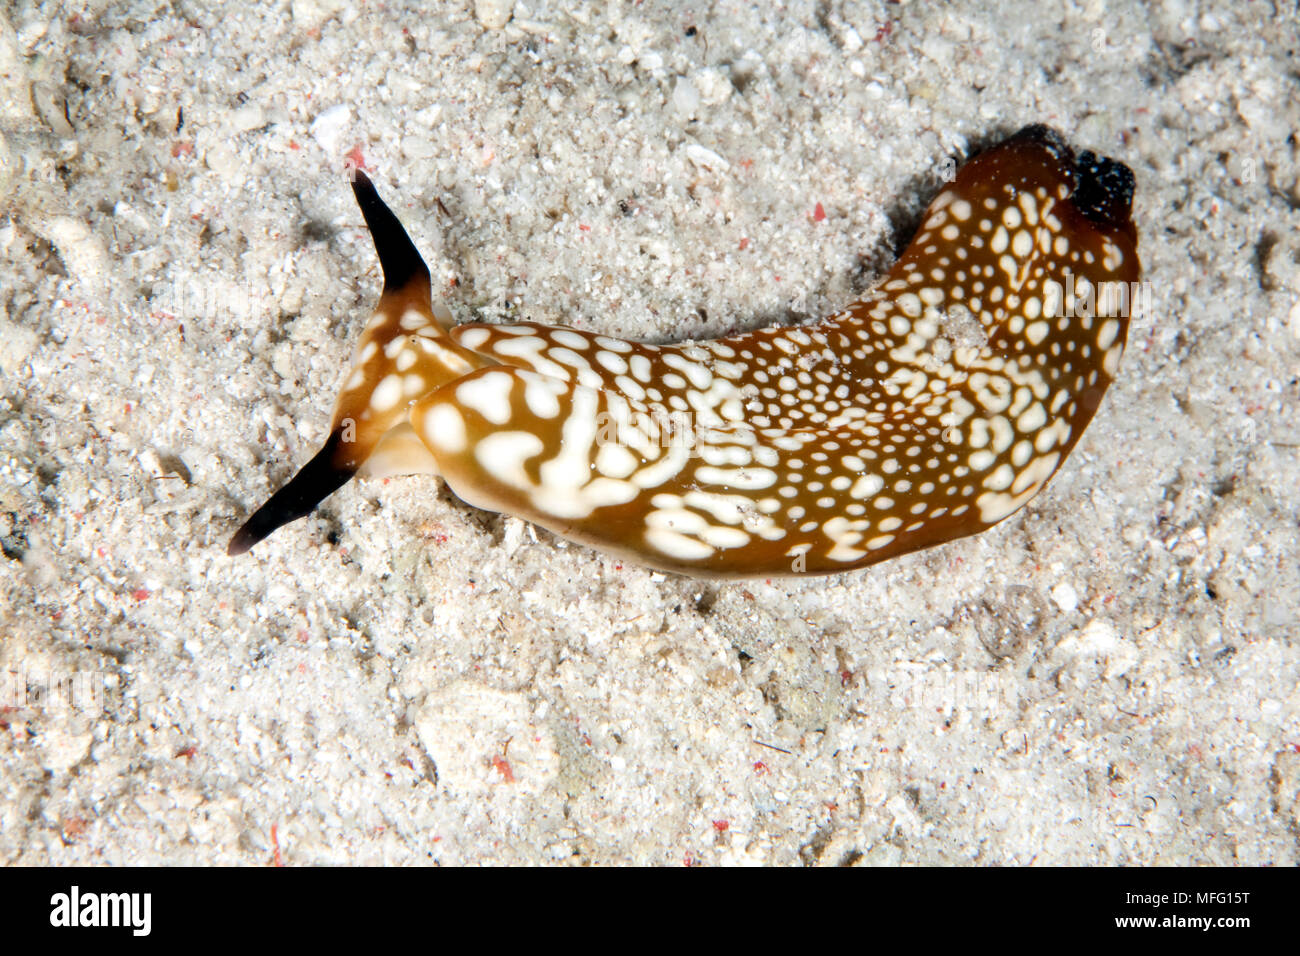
{"left": 1, "top": 0, "right": 1298, "bottom": 865}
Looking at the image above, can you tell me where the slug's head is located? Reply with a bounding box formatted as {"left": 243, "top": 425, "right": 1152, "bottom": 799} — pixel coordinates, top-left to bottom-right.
{"left": 1005, "top": 124, "right": 1135, "bottom": 241}
{"left": 945, "top": 124, "right": 1139, "bottom": 278}
{"left": 901, "top": 124, "right": 1142, "bottom": 372}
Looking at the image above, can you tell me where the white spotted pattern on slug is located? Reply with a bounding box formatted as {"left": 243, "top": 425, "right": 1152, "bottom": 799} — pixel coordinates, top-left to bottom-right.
{"left": 229, "top": 125, "right": 1140, "bottom": 577}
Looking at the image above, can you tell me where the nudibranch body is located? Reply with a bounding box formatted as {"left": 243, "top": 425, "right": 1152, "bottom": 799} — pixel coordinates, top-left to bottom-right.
{"left": 229, "top": 125, "right": 1139, "bottom": 577}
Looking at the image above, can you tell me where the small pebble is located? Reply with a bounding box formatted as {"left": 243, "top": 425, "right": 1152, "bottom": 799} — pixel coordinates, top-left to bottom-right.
{"left": 1051, "top": 581, "right": 1079, "bottom": 614}
{"left": 475, "top": 0, "right": 512, "bottom": 30}
{"left": 309, "top": 104, "right": 351, "bottom": 154}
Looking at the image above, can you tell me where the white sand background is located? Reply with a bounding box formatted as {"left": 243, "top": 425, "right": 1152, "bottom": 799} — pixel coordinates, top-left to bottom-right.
{"left": 1, "top": 0, "right": 1298, "bottom": 865}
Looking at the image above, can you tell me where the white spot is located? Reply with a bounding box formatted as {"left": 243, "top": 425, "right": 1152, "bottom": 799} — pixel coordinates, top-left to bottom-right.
{"left": 983, "top": 463, "right": 1015, "bottom": 490}
{"left": 371, "top": 374, "right": 404, "bottom": 412}
{"left": 595, "top": 335, "right": 634, "bottom": 353}
{"left": 973, "top": 452, "right": 1060, "bottom": 523}
{"left": 492, "top": 336, "right": 570, "bottom": 380}
{"left": 552, "top": 329, "right": 590, "bottom": 350}
{"left": 664, "top": 352, "right": 713, "bottom": 388}
{"left": 1017, "top": 192, "right": 1039, "bottom": 226}
{"left": 595, "top": 442, "right": 638, "bottom": 479}
{"left": 1011, "top": 440, "right": 1033, "bottom": 467}
{"left": 897, "top": 293, "right": 922, "bottom": 317}
{"left": 1102, "top": 242, "right": 1124, "bottom": 271}
{"left": 851, "top": 474, "right": 884, "bottom": 498}
{"left": 822, "top": 516, "right": 867, "bottom": 562}
{"left": 425, "top": 403, "right": 466, "bottom": 453}
{"left": 1102, "top": 343, "right": 1124, "bottom": 377}
{"left": 596, "top": 350, "right": 629, "bottom": 375}
{"left": 538, "top": 386, "right": 601, "bottom": 494}
{"left": 1097, "top": 319, "right": 1120, "bottom": 350}
{"left": 645, "top": 527, "right": 714, "bottom": 561}
{"left": 1016, "top": 403, "right": 1047, "bottom": 433}
{"left": 629, "top": 354, "right": 653, "bottom": 382}
{"left": 631, "top": 435, "right": 692, "bottom": 489}
{"left": 700, "top": 524, "right": 751, "bottom": 549}
{"left": 990, "top": 415, "right": 1015, "bottom": 452}
{"left": 476, "top": 431, "right": 544, "bottom": 488}
{"left": 456, "top": 371, "right": 515, "bottom": 425}
{"left": 583, "top": 478, "right": 639, "bottom": 508}
{"left": 991, "top": 226, "right": 1009, "bottom": 254}
{"left": 400, "top": 309, "right": 428, "bottom": 331}
{"left": 1035, "top": 419, "right": 1071, "bottom": 452}
{"left": 523, "top": 376, "right": 564, "bottom": 419}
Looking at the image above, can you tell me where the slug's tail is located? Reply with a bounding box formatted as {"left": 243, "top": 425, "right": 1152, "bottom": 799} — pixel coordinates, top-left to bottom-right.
{"left": 227, "top": 170, "right": 490, "bottom": 555}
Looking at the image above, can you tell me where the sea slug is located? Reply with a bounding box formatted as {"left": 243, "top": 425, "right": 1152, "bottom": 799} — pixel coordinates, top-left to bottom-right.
{"left": 228, "top": 125, "right": 1139, "bottom": 577}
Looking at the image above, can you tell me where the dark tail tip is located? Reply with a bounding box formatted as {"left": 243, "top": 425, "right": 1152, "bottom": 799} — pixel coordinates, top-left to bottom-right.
{"left": 1006, "top": 123, "right": 1069, "bottom": 154}
{"left": 227, "top": 432, "right": 358, "bottom": 556}
{"left": 997, "top": 125, "right": 1136, "bottom": 234}
{"left": 348, "top": 168, "right": 430, "bottom": 293}
{"left": 1071, "top": 149, "right": 1136, "bottom": 231}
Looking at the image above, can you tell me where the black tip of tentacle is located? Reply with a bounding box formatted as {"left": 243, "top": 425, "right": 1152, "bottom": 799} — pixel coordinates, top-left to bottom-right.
{"left": 348, "top": 168, "right": 430, "bottom": 293}
{"left": 227, "top": 431, "right": 358, "bottom": 556}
